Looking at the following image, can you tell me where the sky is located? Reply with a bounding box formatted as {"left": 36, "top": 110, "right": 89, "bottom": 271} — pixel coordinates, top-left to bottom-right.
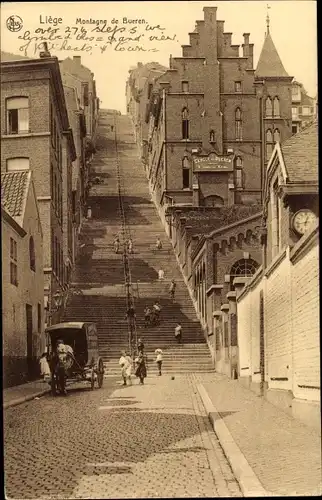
{"left": 1, "top": 1, "right": 317, "bottom": 114}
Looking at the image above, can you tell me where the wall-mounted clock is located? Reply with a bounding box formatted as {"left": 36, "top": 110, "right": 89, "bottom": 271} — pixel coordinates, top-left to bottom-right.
{"left": 292, "top": 209, "right": 318, "bottom": 235}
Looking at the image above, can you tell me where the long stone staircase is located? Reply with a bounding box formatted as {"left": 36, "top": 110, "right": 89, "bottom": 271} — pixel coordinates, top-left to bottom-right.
{"left": 63, "top": 111, "right": 214, "bottom": 375}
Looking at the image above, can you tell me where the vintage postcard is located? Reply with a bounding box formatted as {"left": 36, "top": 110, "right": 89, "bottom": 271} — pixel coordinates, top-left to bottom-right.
{"left": 1, "top": 1, "right": 320, "bottom": 498}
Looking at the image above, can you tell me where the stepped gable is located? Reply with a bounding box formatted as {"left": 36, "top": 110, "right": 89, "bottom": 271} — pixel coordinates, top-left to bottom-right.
{"left": 280, "top": 121, "right": 318, "bottom": 183}
{"left": 255, "top": 32, "right": 289, "bottom": 78}
{"left": 1, "top": 171, "right": 30, "bottom": 226}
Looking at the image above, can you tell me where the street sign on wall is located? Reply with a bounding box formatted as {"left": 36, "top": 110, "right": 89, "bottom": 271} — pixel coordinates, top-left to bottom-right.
{"left": 193, "top": 153, "right": 234, "bottom": 172}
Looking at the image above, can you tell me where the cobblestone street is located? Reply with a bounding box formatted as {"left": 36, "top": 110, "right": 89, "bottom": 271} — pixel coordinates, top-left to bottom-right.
{"left": 4, "top": 374, "right": 241, "bottom": 499}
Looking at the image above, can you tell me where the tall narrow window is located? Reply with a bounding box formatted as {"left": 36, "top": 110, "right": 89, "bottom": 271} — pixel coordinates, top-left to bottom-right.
{"left": 182, "top": 156, "right": 190, "bottom": 189}
{"left": 265, "top": 97, "right": 272, "bottom": 117}
{"left": 266, "top": 129, "right": 274, "bottom": 159}
{"left": 273, "top": 128, "right": 280, "bottom": 143}
{"left": 29, "top": 236, "right": 36, "bottom": 271}
{"left": 83, "top": 83, "right": 89, "bottom": 106}
{"left": 182, "top": 81, "right": 189, "bottom": 93}
{"left": 235, "top": 108, "right": 242, "bottom": 141}
{"left": 235, "top": 156, "right": 244, "bottom": 188}
{"left": 6, "top": 97, "right": 29, "bottom": 134}
{"left": 147, "top": 83, "right": 153, "bottom": 99}
{"left": 235, "top": 81, "right": 242, "bottom": 93}
{"left": 38, "top": 303, "right": 42, "bottom": 332}
{"left": 182, "top": 107, "right": 189, "bottom": 139}
{"left": 6, "top": 157, "right": 30, "bottom": 171}
{"left": 10, "top": 238, "right": 18, "bottom": 286}
{"left": 273, "top": 97, "right": 280, "bottom": 117}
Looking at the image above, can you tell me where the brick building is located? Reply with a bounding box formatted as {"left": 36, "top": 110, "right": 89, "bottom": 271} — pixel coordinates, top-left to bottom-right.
{"left": 291, "top": 80, "right": 317, "bottom": 134}
{"left": 128, "top": 7, "right": 292, "bottom": 225}
{"left": 63, "top": 85, "right": 87, "bottom": 261}
{"left": 0, "top": 53, "right": 76, "bottom": 326}
{"left": 230, "top": 123, "right": 319, "bottom": 430}
{"left": 2, "top": 171, "right": 44, "bottom": 387}
{"left": 126, "top": 62, "right": 167, "bottom": 160}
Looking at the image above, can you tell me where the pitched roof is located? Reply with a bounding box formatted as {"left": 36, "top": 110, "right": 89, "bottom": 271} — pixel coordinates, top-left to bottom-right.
{"left": 281, "top": 122, "right": 318, "bottom": 183}
{"left": 1, "top": 171, "right": 30, "bottom": 226}
{"left": 1, "top": 51, "right": 31, "bottom": 62}
{"left": 255, "top": 33, "right": 289, "bottom": 78}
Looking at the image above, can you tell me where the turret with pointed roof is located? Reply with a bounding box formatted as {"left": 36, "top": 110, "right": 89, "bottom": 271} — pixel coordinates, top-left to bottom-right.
{"left": 255, "top": 32, "right": 289, "bottom": 78}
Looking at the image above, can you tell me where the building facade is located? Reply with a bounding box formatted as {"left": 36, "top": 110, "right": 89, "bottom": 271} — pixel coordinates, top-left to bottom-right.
{"left": 59, "top": 56, "right": 99, "bottom": 149}
{"left": 234, "top": 123, "right": 319, "bottom": 430}
{"left": 0, "top": 53, "right": 76, "bottom": 326}
{"left": 128, "top": 7, "right": 292, "bottom": 226}
{"left": 63, "top": 85, "right": 87, "bottom": 263}
{"left": 2, "top": 171, "right": 44, "bottom": 387}
{"left": 126, "top": 62, "right": 167, "bottom": 160}
{"left": 291, "top": 80, "right": 317, "bottom": 134}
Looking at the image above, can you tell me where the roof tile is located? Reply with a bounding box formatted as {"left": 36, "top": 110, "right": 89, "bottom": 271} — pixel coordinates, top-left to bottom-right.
{"left": 1, "top": 171, "right": 29, "bottom": 217}
{"left": 281, "top": 122, "right": 318, "bottom": 183}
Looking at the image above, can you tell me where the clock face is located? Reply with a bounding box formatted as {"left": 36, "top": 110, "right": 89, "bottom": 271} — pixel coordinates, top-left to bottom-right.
{"left": 293, "top": 210, "right": 317, "bottom": 235}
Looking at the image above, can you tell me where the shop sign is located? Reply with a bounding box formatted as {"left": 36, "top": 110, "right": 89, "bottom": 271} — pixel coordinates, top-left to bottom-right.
{"left": 193, "top": 153, "right": 234, "bottom": 172}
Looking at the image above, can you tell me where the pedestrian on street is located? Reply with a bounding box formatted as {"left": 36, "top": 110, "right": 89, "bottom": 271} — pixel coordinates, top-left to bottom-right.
{"left": 174, "top": 322, "right": 182, "bottom": 344}
{"left": 111, "top": 125, "right": 114, "bottom": 132}
{"left": 119, "top": 351, "right": 131, "bottom": 386}
{"left": 158, "top": 269, "right": 165, "bottom": 280}
{"left": 126, "top": 304, "right": 136, "bottom": 330}
{"left": 135, "top": 352, "right": 147, "bottom": 384}
{"left": 152, "top": 301, "right": 161, "bottom": 325}
{"left": 144, "top": 306, "right": 151, "bottom": 327}
{"left": 169, "top": 279, "right": 176, "bottom": 302}
{"left": 114, "top": 236, "right": 120, "bottom": 254}
{"left": 137, "top": 338, "right": 145, "bottom": 354}
{"left": 39, "top": 352, "right": 51, "bottom": 382}
{"left": 128, "top": 238, "right": 133, "bottom": 254}
{"left": 125, "top": 351, "right": 133, "bottom": 385}
{"left": 156, "top": 237, "right": 162, "bottom": 250}
{"left": 155, "top": 348, "right": 163, "bottom": 376}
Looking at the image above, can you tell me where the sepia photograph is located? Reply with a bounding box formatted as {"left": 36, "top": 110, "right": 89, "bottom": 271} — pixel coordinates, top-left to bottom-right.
{"left": 1, "top": 0, "right": 320, "bottom": 498}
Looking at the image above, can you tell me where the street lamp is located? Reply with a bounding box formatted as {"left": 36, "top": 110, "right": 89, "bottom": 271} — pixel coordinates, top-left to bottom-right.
{"left": 53, "top": 291, "right": 64, "bottom": 311}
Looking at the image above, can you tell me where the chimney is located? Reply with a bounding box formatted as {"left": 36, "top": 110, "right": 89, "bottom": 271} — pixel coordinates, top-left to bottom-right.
{"left": 73, "top": 56, "right": 81, "bottom": 65}
{"left": 242, "top": 33, "right": 250, "bottom": 57}
{"left": 39, "top": 42, "right": 51, "bottom": 58}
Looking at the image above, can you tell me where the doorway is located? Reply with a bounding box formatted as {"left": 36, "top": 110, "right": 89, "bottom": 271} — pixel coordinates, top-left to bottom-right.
{"left": 26, "top": 304, "right": 33, "bottom": 377}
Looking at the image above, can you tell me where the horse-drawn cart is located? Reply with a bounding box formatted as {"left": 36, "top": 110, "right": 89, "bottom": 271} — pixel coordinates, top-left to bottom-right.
{"left": 45, "top": 322, "right": 104, "bottom": 395}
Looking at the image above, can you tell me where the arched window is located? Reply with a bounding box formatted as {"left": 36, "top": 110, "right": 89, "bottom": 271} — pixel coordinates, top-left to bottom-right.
{"left": 182, "top": 107, "right": 189, "bottom": 139}
{"left": 235, "top": 156, "right": 244, "bottom": 189}
{"left": 266, "top": 129, "right": 274, "bottom": 160}
{"left": 182, "top": 156, "right": 190, "bottom": 189}
{"left": 6, "top": 157, "right": 30, "bottom": 171}
{"left": 273, "top": 97, "right": 280, "bottom": 117}
{"left": 6, "top": 97, "right": 29, "bottom": 134}
{"left": 273, "top": 128, "right": 280, "bottom": 143}
{"left": 203, "top": 195, "right": 224, "bottom": 207}
{"left": 229, "top": 258, "right": 259, "bottom": 290}
{"left": 29, "top": 236, "right": 35, "bottom": 271}
{"left": 235, "top": 108, "right": 242, "bottom": 141}
{"left": 265, "top": 97, "right": 272, "bottom": 117}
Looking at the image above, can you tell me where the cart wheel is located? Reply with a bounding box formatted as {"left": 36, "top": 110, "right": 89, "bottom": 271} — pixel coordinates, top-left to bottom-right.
{"left": 97, "top": 359, "right": 104, "bottom": 388}
{"left": 90, "top": 369, "right": 95, "bottom": 390}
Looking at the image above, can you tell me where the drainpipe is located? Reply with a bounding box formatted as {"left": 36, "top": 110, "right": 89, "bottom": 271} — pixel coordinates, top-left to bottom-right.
{"left": 163, "top": 89, "right": 167, "bottom": 194}
{"left": 259, "top": 95, "right": 264, "bottom": 204}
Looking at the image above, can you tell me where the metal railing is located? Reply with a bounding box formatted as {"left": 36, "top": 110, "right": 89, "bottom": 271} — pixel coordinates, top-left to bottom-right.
{"left": 113, "top": 116, "right": 138, "bottom": 357}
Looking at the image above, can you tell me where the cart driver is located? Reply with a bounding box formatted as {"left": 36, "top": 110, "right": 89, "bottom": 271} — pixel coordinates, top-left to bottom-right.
{"left": 56, "top": 339, "right": 74, "bottom": 370}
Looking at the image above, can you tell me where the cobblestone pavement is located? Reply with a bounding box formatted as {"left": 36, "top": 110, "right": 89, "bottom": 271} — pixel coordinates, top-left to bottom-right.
{"left": 4, "top": 374, "right": 241, "bottom": 499}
